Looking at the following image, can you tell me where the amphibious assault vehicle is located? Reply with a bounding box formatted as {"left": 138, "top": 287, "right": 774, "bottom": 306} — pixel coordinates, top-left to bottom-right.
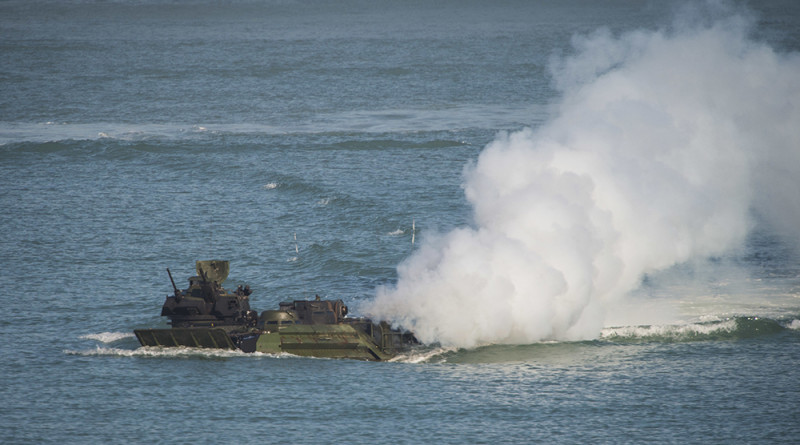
{"left": 134, "top": 260, "right": 417, "bottom": 361}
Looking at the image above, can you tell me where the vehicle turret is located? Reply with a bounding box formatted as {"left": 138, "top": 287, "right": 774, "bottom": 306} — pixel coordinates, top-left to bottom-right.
{"left": 159, "top": 260, "right": 257, "bottom": 328}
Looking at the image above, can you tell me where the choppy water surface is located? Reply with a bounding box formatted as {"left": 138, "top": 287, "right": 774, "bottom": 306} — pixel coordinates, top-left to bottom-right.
{"left": 2, "top": 1, "right": 799, "bottom": 443}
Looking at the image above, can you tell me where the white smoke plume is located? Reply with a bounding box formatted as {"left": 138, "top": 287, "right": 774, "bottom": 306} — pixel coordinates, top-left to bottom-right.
{"left": 364, "top": 9, "right": 800, "bottom": 348}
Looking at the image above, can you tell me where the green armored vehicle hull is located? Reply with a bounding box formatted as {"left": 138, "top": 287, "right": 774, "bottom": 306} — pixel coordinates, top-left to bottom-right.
{"left": 134, "top": 261, "right": 417, "bottom": 361}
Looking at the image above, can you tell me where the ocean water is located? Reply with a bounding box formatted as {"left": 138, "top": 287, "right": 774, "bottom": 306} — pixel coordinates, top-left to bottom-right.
{"left": 2, "top": 0, "right": 800, "bottom": 443}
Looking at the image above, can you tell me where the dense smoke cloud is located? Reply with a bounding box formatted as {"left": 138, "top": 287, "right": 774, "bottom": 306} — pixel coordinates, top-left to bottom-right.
{"left": 364, "top": 9, "right": 800, "bottom": 348}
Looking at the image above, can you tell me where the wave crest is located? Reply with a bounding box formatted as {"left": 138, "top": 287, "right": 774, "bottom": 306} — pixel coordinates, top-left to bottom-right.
{"left": 601, "top": 316, "right": 792, "bottom": 342}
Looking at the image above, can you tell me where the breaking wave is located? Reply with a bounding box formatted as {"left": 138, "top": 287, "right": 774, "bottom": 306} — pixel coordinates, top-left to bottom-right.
{"left": 599, "top": 315, "right": 797, "bottom": 342}
{"left": 389, "top": 346, "right": 458, "bottom": 364}
{"left": 0, "top": 104, "right": 542, "bottom": 146}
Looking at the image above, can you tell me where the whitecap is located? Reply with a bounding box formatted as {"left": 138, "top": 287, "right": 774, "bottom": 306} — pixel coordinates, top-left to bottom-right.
{"left": 263, "top": 183, "right": 279, "bottom": 190}
{"left": 389, "top": 346, "right": 456, "bottom": 364}
{"left": 600, "top": 319, "right": 738, "bottom": 340}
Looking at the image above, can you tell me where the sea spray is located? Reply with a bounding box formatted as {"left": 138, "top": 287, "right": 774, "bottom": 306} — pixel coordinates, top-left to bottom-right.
{"left": 363, "top": 11, "right": 800, "bottom": 348}
{"left": 79, "top": 332, "right": 135, "bottom": 343}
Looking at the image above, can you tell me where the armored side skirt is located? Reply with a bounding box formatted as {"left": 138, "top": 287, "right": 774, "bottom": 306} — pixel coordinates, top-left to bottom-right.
{"left": 134, "top": 325, "right": 401, "bottom": 361}
{"left": 134, "top": 328, "right": 236, "bottom": 349}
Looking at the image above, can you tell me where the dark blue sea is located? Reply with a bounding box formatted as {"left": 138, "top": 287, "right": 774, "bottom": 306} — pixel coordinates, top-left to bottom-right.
{"left": 2, "top": 1, "right": 800, "bottom": 443}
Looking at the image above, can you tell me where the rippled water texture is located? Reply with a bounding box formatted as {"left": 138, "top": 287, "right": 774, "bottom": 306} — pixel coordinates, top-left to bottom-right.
{"left": 2, "top": 1, "right": 799, "bottom": 443}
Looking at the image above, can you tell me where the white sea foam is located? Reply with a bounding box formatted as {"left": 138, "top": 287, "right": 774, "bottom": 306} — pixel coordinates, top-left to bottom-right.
{"left": 364, "top": 8, "right": 800, "bottom": 348}
{"left": 263, "top": 183, "right": 279, "bottom": 190}
{"left": 788, "top": 320, "right": 800, "bottom": 330}
{"left": 64, "top": 346, "right": 294, "bottom": 359}
{"left": 388, "top": 229, "right": 405, "bottom": 236}
{"left": 600, "top": 319, "right": 738, "bottom": 340}
{"left": 79, "top": 332, "right": 135, "bottom": 343}
{"left": 389, "top": 346, "right": 457, "bottom": 364}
